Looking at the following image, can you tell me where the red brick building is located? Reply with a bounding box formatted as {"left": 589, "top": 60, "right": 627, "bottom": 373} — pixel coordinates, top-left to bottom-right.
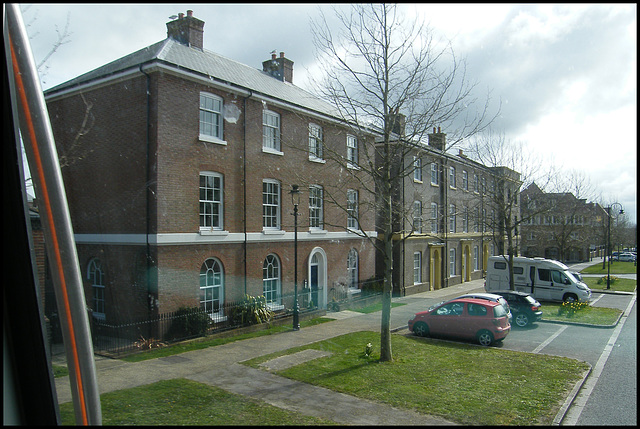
{"left": 44, "top": 11, "right": 376, "bottom": 323}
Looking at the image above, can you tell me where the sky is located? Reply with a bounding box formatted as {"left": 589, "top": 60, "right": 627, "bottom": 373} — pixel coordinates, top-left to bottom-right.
{"left": 20, "top": 3, "right": 637, "bottom": 224}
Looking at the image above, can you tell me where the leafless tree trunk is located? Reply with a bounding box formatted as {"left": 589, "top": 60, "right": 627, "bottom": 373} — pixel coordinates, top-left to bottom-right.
{"left": 310, "top": 4, "right": 497, "bottom": 361}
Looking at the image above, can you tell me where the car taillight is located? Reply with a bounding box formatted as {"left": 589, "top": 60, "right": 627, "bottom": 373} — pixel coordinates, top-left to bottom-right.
{"left": 531, "top": 306, "right": 539, "bottom": 311}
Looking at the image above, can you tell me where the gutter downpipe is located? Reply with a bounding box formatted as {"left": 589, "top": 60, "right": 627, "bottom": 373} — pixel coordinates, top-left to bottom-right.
{"left": 139, "top": 64, "right": 153, "bottom": 322}
{"left": 243, "top": 90, "right": 253, "bottom": 295}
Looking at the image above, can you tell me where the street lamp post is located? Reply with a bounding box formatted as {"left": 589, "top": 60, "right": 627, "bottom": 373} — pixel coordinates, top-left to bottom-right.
{"left": 606, "top": 203, "right": 624, "bottom": 290}
{"left": 290, "top": 184, "right": 301, "bottom": 330}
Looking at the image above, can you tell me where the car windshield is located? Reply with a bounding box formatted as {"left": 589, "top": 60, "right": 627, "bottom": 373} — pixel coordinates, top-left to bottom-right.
{"left": 565, "top": 271, "right": 579, "bottom": 283}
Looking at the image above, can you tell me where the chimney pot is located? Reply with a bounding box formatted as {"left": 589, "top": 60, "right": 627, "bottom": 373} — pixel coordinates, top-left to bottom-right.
{"left": 280, "top": 51, "right": 285, "bottom": 58}
{"left": 272, "top": 53, "right": 276, "bottom": 60}
{"left": 438, "top": 126, "right": 441, "bottom": 133}
{"left": 167, "top": 11, "right": 204, "bottom": 49}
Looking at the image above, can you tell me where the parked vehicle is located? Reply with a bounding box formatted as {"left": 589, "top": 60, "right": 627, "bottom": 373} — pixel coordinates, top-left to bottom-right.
{"left": 484, "top": 256, "right": 591, "bottom": 303}
{"left": 489, "top": 290, "right": 542, "bottom": 327}
{"left": 570, "top": 271, "right": 583, "bottom": 282}
{"left": 408, "top": 298, "right": 511, "bottom": 346}
{"left": 617, "top": 252, "right": 636, "bottom": 262}
{"left": 448, "top": 293, "right": 512, "bottom": 322}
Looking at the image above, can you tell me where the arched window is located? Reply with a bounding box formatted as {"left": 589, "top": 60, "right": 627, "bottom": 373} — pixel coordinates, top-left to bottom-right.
{"left": 200, "top": 258, "right": 224, "bottom": 317}
{"left": 347, "top": 248, "right": 358, "bottom": 289}
{"left": 87, "top": 258, "right": 105, "bottom": 319}
{"left": 263, "top": 254, "right": 281, "bottom": 305}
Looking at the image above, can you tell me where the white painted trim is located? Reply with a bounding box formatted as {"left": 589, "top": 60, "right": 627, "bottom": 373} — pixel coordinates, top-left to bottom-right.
{"left": 73, "top": 230, "right": 377, "bottom": 246}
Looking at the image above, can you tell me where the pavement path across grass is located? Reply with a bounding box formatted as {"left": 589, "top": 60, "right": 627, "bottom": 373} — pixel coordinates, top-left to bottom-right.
{"left": 53, "top": 280, "right": 492, "bottom": 425}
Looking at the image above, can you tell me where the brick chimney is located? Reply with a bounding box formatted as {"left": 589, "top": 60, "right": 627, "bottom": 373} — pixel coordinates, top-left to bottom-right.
{"left": 428, "top": 127, "right": 446, "bottom": 150}
{"left": 166, "top": 10, "right": 205, "bottom": 50}
{"left": 262, "top": 51, "right": 294, "bottom": 83}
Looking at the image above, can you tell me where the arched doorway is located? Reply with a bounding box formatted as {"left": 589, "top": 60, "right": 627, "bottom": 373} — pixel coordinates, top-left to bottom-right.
{"left": 308, "top": 247, "right": 327, "bottom": 309}
{"left": 430, "top": 246, "right": 443, "bottom": 290}
{"left": 463, "top": 244, "right": 471, "bottom": 282}
{"left": 483, "top": 243, "right": 489, "bottom": 274}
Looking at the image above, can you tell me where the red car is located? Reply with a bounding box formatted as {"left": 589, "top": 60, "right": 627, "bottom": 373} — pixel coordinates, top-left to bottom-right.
{"left": 408, "top": 298, "right": 511, "bottom": 346}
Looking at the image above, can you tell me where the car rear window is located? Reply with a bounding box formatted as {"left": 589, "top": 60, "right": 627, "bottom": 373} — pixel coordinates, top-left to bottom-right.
{"left": 493, "top": 305, "right": 507, "bottom": 318}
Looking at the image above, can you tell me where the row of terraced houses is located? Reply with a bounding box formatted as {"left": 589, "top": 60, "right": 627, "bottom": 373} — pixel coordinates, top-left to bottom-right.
{"left": 40, "top": 11, "right": 604, "bottom": 326}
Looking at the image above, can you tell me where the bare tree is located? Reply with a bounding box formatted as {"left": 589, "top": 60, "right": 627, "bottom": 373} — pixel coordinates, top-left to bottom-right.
{"left": 466, "top": 129, "right": 556, "bottom": 289}
{"left": 310, "top": 4, "right": 497, "bottom": 361}
{"left": 21, "top": 5, "right": 72, "bottom": 85}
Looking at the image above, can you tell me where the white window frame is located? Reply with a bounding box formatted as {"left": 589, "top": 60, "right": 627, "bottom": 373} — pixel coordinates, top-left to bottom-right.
{"left": 474, "top": 246, "right": 479, "bottom": 271}
{"left": 413, "top": 200, "right": 422, "bottom": 233}
{"left": 413, "top": 252, "right": 422, "bottom": 284}
{"left": 413, "top": 156, "right": 422, "bottom": 182}
{"left": 262, "top": 110, "right": 281, "bottom": 153}
{"left": 431, "top": 202, "right": 438, "bottom": 234}
{"left": 430, "top": 162, "right": 439, "bottom": 185}
{"left": 309, "top": 123, "right": 324, "bottom": 161}
{"left": 347, "top": 134, "right": 359, "bottom": 169}
{"left": 449, "top": 166, "right": 456, "bottom": 188}
{"left": 199, "top": 92, "right": 225, "bottom": 144}
{"left": 88, "top": 258, "right": 105, "bottom": 320}
{"left": 347, "top": 189, "right": 359, "bottom": 230}
{"left": 262, "top": 179, "right": 281, "bottom": 230}
{"left": 474, "top": 173, "right": 479, "bottom": 193}
{"left": 449, "top": 248, "right": 456, "bottom": 277}
{"left": 263, "top": 254, "right": 282, "bottom": 308}
{"left": 449, "top": 204, "right": 456, "bottom": 233}
{"left": 309, "top": 185, "right": 324, "bottom": 230}
{"left": 199, "top": 172, "right": 223, "bottom": 231}
{"left": 462, "top": 170, "right": 468, "bottom": 191}
{"left": 200, "top": 258, "right": 224, "bottom": 319}
{"left": 348, "top": 248, "right": 359, "bottom": 289}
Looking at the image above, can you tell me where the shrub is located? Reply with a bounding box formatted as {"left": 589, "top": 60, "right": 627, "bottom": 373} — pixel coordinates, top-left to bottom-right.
{"left": 596, "top": 275, "right": 618, "bottom": 285}
{"left": 228, "top": 295, "right": 274, "bottom": 326}
{"left": 166, "top": 307, "right": 211, "bottom": 340}
{"left": 558, "top": 301, "right": 590, "bottom": 317}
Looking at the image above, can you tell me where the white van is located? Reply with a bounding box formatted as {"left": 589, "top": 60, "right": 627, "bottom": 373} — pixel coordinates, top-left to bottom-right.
{"left": 484, "top": 256, "right": 591, "bottom": 303}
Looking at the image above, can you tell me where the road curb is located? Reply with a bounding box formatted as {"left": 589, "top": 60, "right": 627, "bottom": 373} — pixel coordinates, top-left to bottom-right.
{"left": 553, "top": 365, "right": 593, "bottom": 426}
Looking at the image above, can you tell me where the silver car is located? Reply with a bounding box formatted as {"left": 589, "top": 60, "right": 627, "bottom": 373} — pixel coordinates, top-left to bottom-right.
{"left": 449, "top": 293, "right": 513, "bottom": 322}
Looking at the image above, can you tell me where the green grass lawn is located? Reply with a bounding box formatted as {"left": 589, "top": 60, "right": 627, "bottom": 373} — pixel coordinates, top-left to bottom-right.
{"left": 580, "top": 261, "right": 637, "bottom": 275}
{"left": 58, "top": 378, "right": 337, "bottom": 425}
{"left": 541, "top": 301, "right": 622, "bottom": 325}
{"left": 582, "top": 276, "right": 636, "bottom": 293}
{"left": 243, "top": 331, "right": 590, "bottom": 426}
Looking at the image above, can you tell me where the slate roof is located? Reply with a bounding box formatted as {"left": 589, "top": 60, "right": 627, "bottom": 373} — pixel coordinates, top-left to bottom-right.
{"left": 45, "top": 38, "right": 340, "bottom": 119}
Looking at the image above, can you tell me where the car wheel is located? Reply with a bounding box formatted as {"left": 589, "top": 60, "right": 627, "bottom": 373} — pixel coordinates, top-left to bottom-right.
{"left": 477, "top": 330, "right": 494, "bottom": 346}
{"left": 515, "top": 313, "right": 529, "bottom": 327}
{"left": 563, "top": 294, "right": 578, "bottom": 303}
{"left": 413, "top": 322, "right": 429, "bottom": 337}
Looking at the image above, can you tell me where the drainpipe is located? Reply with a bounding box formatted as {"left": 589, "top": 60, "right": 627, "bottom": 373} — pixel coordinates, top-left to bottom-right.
{"left": 139, "top": 64, "right": 153, "bottom": 319}
{"left": 243, "top": 90, "right": 253, "bottom": 295}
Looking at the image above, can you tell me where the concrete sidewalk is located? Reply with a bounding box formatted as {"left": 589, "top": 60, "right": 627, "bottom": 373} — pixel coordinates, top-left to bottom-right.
{"left": 53, "top": 280, "right": 489, "bottom": 425}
